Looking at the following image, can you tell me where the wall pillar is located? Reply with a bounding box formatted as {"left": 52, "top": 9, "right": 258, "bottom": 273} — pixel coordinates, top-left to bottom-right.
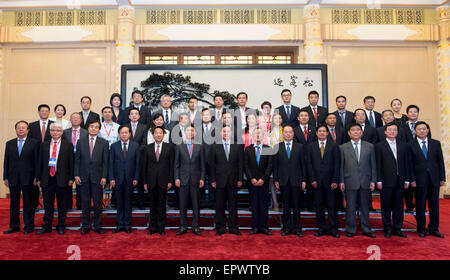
{"left": 303, "top": 4, "right": 323, "bottom": 63}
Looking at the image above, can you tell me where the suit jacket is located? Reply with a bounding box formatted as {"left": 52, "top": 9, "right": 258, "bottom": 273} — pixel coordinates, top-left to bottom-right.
{"left": 142, "top": 142, "right": 174, "bottom": 189}
{"left": 294, "top": 125, "right": 317, "bottom": 145}
{"left": 272, "top": 141, "right": 307, "bottom": 186}
{"left": 364, "top": 110, "right": 383, "bottom": 128}
{"left": 28, "top": 120, "right": 54, "bottom": 143}
{"left": 375, "top": 126, "right": 408, "bottom": 144}
{"left": 112, "top": 108, "right": 126, "bottom": 125}
{"left": 409, "top": 138, "right": 446, "bottom": 187}
{"left": 233, "top": 107, "right": 255, "bottom": 141}
{"left": 3, "top": 137, "right": 40, "bottom": 186}
{"left": 127, "top": 122, "right": 148, "bottom": 147}
{"left": 210, "top": 107, "right": 224, "bottom": 124}
{"left": 275, "top": 105, "right": 301, "bottom": 128}
{"left": 244, "top": 144, "right": 273, "bottom": 183}
{"left": 63, "top": 127, "right": 88, "bottom": 150}
{"left": 333, "top": 110, "right": 354, "bottom": 131}
{"left": 37, "top": 139, "right": 74, "bottom": 187}
{"left": 375, "top": 140, "right": 411, "bottom": 186}
{"left": 80, "top": 111, "right": 100, "bottom": 130}
{"left": 155, "top": 109, "right": 179, "bottom": 131}
{"left": 403, "top": 121, "right": 432, "bottom": 143}
{"left": 301, "top": 105, "right": 328, "bottom": 128}
{"left": 125, "top": 105, "right": 152, "bottom": 127}
{"left": 174, "top": 143, "right": 206, "bottom": 186}
{"left": 327, "top": 126, "right": 346, "bottom": 145}
{"left": 109, "top": 140, "right": 141, "bottom": 186}
{"left": 74, "top": 136, "right": 109, "bottom": 184}
{"left": 306, "top": 140, "right": 340, "bottom": 187}
{"left": 210, "top": 143, "right": 244, "bottom": 188}
{"left": 339, "top": 140, "right": 377, "bottom": 190}
{"left": 361, "top": 124, "right": 378, "bottom": 144}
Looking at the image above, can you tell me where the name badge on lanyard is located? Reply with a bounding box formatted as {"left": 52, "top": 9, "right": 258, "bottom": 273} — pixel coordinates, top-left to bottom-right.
{"left": 48, "top": 158, "right": 57, "bottom": 167}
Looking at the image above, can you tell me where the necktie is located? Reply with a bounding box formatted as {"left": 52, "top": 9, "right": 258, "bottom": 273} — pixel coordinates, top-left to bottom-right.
{"left": 224, "top": 143, "right": 229, "bottom": 160}
{"left": 313, "top": 107, "right": 318, "bottom": 123}
{"left": 410, "top": 123, "right": 416, "bottom": 138}
{"left": 354, "top": 142, "right": 359, "bottom": 163}
{"left": 89, "top": 137, "right": 94, "bottom": 157}
{"left": 123, "top": 142, "right": 127, "bottom": 158}
{"left": 286, "top": 106, "right": 291, "bottom": 119}
{"left": 50, "top": 141, "right": 57, "bottom": 176}
{"left": 165, "top": 110, "right": 169, "bottom": 126}
{"left": 156, "top": 143, "right": 160, "bottom": 161}
{"left": 18, "top": 139, "right": 24, "bottom": 157}
{"left": 204, "top": 124, "right": 209, "bottom": 136}
{"left": 331, "top": 128, "right": 336, "bottom": 142}
{"left": 41, "top": 121, "right": 46, "bottom": 142}
{"left": 255, "top": 146, "right": 261, "bottom": 166}
{"left": 303, "top": 126, "right": 308, "bottom": 141}
{"left": 72, "top": 129, "right": 77, "bottom": 147}
{"left": 340, "top": 112, "right": 345, "bottom": 127}
{"left": 369, "top": 111, "right": 375, "bottom": 128}
{"left": 188, "top": 143, "right": 193, "bottom": 159}
{"left": 421, "top": 140, "right": 427, "bottom": 159}
{"left": 132, "top": 124, "right": 136, "bottom": 137}
{"left": 216, "top": 110, "right": 221, "bottom": 120}
{"left": 391, "top": 142, "right": 397, "bottom": 160}
{"left": 286, "top": 142, "right": 291, "bottom": 159}
{"left": 320, "top": 142, "right": 324, "bottom": 159}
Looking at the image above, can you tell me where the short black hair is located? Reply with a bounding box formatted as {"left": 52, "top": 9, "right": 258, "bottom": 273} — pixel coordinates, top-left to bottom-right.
{"left": 201, "top": 108, "right": 210, "bottom": 113}
{"left": 128, "top": 108, "right": 140, "bottom": 116}
{"left": 415, "top": 121, "right": 430, "bottom": 130}
{"left": 381, "top": 109, "right": 394, "bottom": 116}
{"left": 88, "top": 120, "right": 101, "bottom": 128}
{"left": 261, "top": 101, "right": 272, "bottom": 109}
{"left": 298, "top": 108, "right": 309, "bottom": 116}
{"left": 353, "top": 108, "right": 366, "bottom": 116}
{"left": 15, "top": 120, "right": 29, "bottom": 129}
{"left": 131, "top": 89, "right": 143, "bottom": 98}
{"left": 188, "top": 96, "right": 199, "bottom": 102}
{"left": 236, "top": 92, "right": 248, "bottom": 99}
{"left": 348, "top": 123, "right": 362, "bottom": 131}
{"left": 281, "top": 89, "right": 291, "bottom": 96}
{"left": 363, "top": 96, "right": 376, "bottom": 103}
{"left": 406, "top": 104, "right": 420, "bottom": 113}
{"left": 152, "top": 126, "right": 165, "bottom": 134}
{"left": 118, "top": 125, "right": 130, "bottom": 133}
{"left": 38, "top": 104, "right": 50, "bottom": 111}
{"left": 384, "top": 122, "right": 398, "bottom": 131}
{"left": 152, "top": 112, "right": 164, "bottom": 120}
{"left": 102, "top": 106, "right": 113, "bottom": 114}
{"left": 316, "top": 124, "right": 329, "bottom": 133}
{"left": 110, "top": 93, "right": 122, "bottom": 107}
{"left": 54, "top": 104, "right": 67, "bottom": 116}
{"left": 336, "top": 95, "right": 347, "bottom": 102}
{"left": 282, "top": 124, "right": 293, "bottom": 130}
{"left": 214, "top": 93, "right": 224, "bottom": 101}
{"left": 80, "top": 96, "right": 92, "bottom": 103}
{"left": 325, "top": 113, "right": 336, "bottom": 119}
{"left": 308, "top": 90, "right": 319, "bottom": 97}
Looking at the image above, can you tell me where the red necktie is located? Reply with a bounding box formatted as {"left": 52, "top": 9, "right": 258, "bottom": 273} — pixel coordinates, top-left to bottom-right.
{"left": 313, "top": 107, "right": 318, "bottom": 122}
{"left": 49, "top": 140, "right": 57, "bottom": 176}
{"left": 41, "top": 121, "right": 46, "bottom": 142}
{"left": 303, "top": 126, "right": 308, "bottom": 141}
{"left": 72, "top": 129, "right": 77, "bottom": 146}
{"left": 89, "top": 137, "right": 94, "bottom": 157}
{"left": 331, "top": 128, "right": 336, "bottom": 142}
{"left": 156, "top": 144, "right": 160, "bottom": 161}
{"left": 123, "top": 142, "right": 127, "bottom": 158}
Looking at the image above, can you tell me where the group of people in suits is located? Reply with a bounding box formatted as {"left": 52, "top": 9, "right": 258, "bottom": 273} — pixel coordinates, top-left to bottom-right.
{"left": 2, "top": 89, "right": 446, "bottom": 239}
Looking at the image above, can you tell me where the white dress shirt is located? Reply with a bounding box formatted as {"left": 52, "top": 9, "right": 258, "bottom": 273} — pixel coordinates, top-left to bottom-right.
{"left": 49, "top": 138, "right": 62, "bottom": 171}
{"left": 99, "top": 121, "right": 120, "bottom": 147}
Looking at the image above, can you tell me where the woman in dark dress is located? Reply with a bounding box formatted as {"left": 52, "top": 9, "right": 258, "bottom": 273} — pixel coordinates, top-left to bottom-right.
{"left": 391, "top": 98, "right": 408, "bottom": 126}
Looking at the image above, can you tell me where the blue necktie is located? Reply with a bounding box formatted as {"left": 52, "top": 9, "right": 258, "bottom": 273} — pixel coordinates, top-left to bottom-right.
{"left": 340, "top": 111, "right": 345, "bottom": 127}
{"left": 286, "top": 142, "right": 291, "bottom": 159}
{"left": 255, "top": 146, "right": 260, "bottom": 166}
{"left": 18, "top": 139, "right": 24, "bottom": 157}
{"left": 286, "top": 106, "right": 291, "bottom": 119}
{"left": 421, "top": 140, "right": 427, "bottom": 159}
{"left": 369, "top": 111, "right": 375, "bottom": 127}
{"left": 165, "top": 110, "right": 169, "bottom": 126}
{"left": 187, "top": 143, "right": 192, "bottom": 159}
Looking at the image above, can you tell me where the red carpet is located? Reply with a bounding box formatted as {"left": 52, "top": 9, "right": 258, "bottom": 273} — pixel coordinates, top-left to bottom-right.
{"left": 0, "top": 198, "right": 450, "bottom": 260}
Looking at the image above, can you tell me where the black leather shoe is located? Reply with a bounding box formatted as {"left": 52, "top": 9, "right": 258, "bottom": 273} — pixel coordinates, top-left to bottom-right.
{"left": 249, "top": 228, "right": 258, "bottom": 235}
{"left": 346, "top": 232, "right": 355, "bottom": 238}
{"left": 429, "top": 231, "right": 444, "bottom": 238}
{"left": 148, "top": 228, "right": 159, "bottom": 235}
{"left": 3, "top": 228, "right": 20, "bottom": 234}
{"left": 112, "top": 228, "right": 124, "bottom": 233}
{"left": 159, "top": 229, "right": 166, "bottom": 235}
{"left": 418, "top": 232, "right": 427, "bottom": 238}
{"left": 176, "top": 228, "right": 188, "bottom": 235}
{"left": 94, "top": 228, "right": 104, "bottom": 234}
{"left": 296, "top": 230, "right": 304, "bottom": 237}
{"left": 216, "top": 229, "right": 226, "bottom": 236}
{"left": 229, "top": 229, "right": 242, "bottom": 236}
{"left": 261, "top": 229, "right": 272, "bottom": 236}
{"left": 192, "top": 228, "right": 201, "bottom": 236}
{"left": 81, "top": 228, "right": 90, "bottom": 235}
{"left": 330, "top": 231, "right": 340, "bottom": 238}
{"left": 125, "top": 228, "right": 132, "bottom": 234}
{"left": 363, "top": 232, "right": 376, "bottom": 238}
{"left": 393, "top": 230, "right": 407, "bottom": 238}
{"left": 36, "top": 228, "right": 52, "bottom": 235}
{"left": 24, "top": 229, "right": 34, "bottom": 235}
{"left": 384, "top": 231, "right": 392, "bottom": 238}
{"left": 281, "top": 230, "right": 290, "bottom": 236}
{"left": 314, "top": 230, "right": 327, "bottom": 237}
{"left": 57, "top": 228, "right": 65, "bottom": 235}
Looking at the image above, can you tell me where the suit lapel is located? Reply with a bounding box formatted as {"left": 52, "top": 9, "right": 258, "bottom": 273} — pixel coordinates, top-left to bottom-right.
{"left": 383, "top": 140, "right": 397, "bottom": 162}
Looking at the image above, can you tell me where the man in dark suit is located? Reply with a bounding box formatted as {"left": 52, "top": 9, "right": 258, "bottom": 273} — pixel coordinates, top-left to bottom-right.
{"left": 333, "top": 95, "right": 354, "bottom": 131}
{"left": 74, "top": 121, "right": 109, "bottom": 235}
{"left": 36, "top": 123, "right": 74, "bottom": 235}
{"left": 210, "top": 125, "right": 244, "bottom": 236}
{"left": 339, "top": 123, "right": 377, "bottom": 238}
{"left": 273, "top": 125, "right": 307, "bottom": 237}
{"left": 63, "top": 112, "right": 88, "bottom": 210}
{"left": 109, "top": 126, "right": 140, "bottom": 234}
{"left": 125, "top": 89, "right": 152, "bottom": 127}
{"left": 28, "top": 104, "right": 54, "bottom": 143}
{"left": 127, "top": 108, "right": 148, "bottom": 209}
{"left": 307, "top": 125, "right": 341, "bottom": 238}
{"left": 301, "top": 90, "right": 328, "bottom": 128}
{"left": 363, "top": 96, "right": 383, "bottom": 128}
{"left": 156, "top": 94, "right": 178, "bottom": 131}
{"left": 244, "top": 127, "right": 273, "bottom": 235}
{"left": 354, "top": 108, "right": 378, "bottom": 144}
{"left": 376, "top": 110, "right": 408, "bottom": 144}
{"left": 234, "top": 92, "right": 255, "bottom": 144}
{"left": 294, "top": 109, "right": 317, "bottom": 145}
{"left": 187, "top": 96, "right": 202, "bottom": 127}
{"left": 276, "top": 89, "right": 301, "bottom": 128}
{"left": 79, "top": 96, "right": 101, "bottom": 130}
{"left": 375, "top": 122, "right": 410, "bottom": 238}
{"left": 325, "top": 113, "right": 346, "bottom": 145}
{"left": 174, "top": 125, "right": 205, "bottom": 236}
{"left": 409, "top": 121, "right": 446, "bottom": 238}
{"left": 3, "top": 121, "right": 40, "bottom": 234}
{"left": 210, "top": 93, "right": 225, "bottom": 125}
{"left": 200, "top": 108, "right": 216, "bottom": 209}
{"left": 142, "top": 126, "right": 174, "bottom": 235}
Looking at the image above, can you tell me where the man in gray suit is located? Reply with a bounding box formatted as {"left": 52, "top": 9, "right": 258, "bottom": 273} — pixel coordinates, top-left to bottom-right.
{"left": 174, "top": 125, "right": 205, "bottom": 236}
{"left": 339, "top": 123, "right": 377, "bottom": 238}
